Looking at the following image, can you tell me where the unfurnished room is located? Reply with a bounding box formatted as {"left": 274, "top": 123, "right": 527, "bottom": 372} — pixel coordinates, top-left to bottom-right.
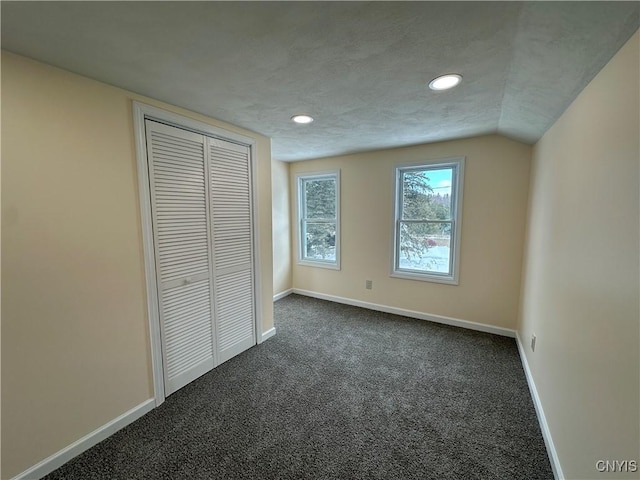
{"left": 1, "top": 2, "right": 639, "bottom": 480}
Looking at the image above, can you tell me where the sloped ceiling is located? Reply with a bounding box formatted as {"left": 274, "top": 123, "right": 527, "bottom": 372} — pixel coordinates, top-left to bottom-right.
{"left": 2, "top": 1, "right": 638, "bottom": 161}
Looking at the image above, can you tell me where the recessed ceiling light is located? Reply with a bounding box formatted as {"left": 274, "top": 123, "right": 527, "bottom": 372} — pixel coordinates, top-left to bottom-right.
{"left": 291, "top": 114, "right": 314, "bottom": 124}
{"left": 428, "top": 74, "right": 462, "bottom": 91}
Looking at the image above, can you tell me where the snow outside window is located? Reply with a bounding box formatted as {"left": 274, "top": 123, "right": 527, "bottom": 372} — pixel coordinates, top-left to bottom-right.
{"left": 392, "top": 158, "right": 464, "bottom": 285}
{"left": 297, "top": 171, "right": 340, "bottom": 269}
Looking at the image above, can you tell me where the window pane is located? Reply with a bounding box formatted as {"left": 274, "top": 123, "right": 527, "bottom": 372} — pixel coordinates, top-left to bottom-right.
{"left": 398, "top": 222, "right": 451, "bottom": 274}
{"left": 402, "top": 168, "right": 453, "bottom": 220}
{"left": 304, "top": 178, "right": 336, "bottom": 219}
{"left": 303, "top": 222, "right": 336, "bottom": 261}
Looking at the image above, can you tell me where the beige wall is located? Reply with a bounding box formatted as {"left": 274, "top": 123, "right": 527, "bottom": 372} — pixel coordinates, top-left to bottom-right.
{"left": 272, "top": 160, "right": 292, "bottom": 296}
{"left": 289, "top": 135, "right": 531, "bottom": 330}
{"left": 1, "top": 51, "right": 273, "bottom": 479}
{"left": 519, "top": 32, "right": 639, "bottom": 479}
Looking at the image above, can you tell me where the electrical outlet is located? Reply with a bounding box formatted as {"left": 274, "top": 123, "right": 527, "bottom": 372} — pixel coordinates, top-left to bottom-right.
{"left": 365, "top": 280, "right": 373, "bottom": 290}
{"left": 531, "top": 334, "right": 537, "bottom": 352}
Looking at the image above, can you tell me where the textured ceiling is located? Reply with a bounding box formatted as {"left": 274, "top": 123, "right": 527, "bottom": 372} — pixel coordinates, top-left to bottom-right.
{"left": 2, "top": 2, "right": 638, "bottom": 161}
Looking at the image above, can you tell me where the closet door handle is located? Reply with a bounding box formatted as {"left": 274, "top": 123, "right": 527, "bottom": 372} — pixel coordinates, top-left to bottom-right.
{"left": 183, "top": 277, "right": 193, "bottom": 286}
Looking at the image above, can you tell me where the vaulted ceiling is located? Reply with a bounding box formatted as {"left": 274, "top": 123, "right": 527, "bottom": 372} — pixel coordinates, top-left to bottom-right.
{"left": 2, "top": 2, "right": 638, "bottom": 161}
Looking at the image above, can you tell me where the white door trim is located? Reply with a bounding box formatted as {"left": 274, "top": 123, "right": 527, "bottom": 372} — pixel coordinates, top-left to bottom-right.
{"left": 132, "top": 101, "right": 261, "bottom": 405}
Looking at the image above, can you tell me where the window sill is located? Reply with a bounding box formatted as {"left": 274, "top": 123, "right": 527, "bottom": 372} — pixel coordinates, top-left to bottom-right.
{"left": 298, "top": 259, "right": 341, "bottom": 270}
{"left": 390, "top": 271, "right": 459, "bottom": 285}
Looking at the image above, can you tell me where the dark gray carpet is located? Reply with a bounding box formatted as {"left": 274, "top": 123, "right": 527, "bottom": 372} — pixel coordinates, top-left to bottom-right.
{"left": 44, "top": 294, "right": 553, "bottom": 480}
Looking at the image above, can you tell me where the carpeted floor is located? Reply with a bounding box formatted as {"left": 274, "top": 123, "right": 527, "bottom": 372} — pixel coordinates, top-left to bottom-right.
{"left": 44, "top": 294, "right": 553, "bottom": 480}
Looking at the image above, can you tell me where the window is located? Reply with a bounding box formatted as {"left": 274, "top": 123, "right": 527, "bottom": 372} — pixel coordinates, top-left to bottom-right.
{"left": 297, "top": 171, "right": 340, "bottom": 269}
{"left": 392, "top": 158, "right": 464, "bottom": 284}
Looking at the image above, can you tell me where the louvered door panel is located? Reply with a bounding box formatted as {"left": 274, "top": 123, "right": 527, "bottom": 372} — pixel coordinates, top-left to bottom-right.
{"left": 146, "top": 120, "right": 214, "bottom": 395}
{"left": 216, "top": 270, "right": 254, "bottom": 350}
{"left": 209, "top": 138, "right": 256, "bottom": 364}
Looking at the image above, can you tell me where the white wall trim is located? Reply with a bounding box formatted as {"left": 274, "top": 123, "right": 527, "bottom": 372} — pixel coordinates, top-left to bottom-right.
{"left": 11, "top": 399, "right": 155, "bottom": 480}
{"left": 133, "top": 102, "right": 165, "bottom": 406}
{"left": 261, "top": 327, "right": 277, "bottom": 342}
{"left": 247, "top": 134, "right": 263, "bottom": 347}
{"left": 515, "top": 333, "right": 564, "bottom": 480}
{"left": 291, "top": 289, "right": 516, "bottom": 338}
{"left": 273, "top": 289, "right": 293, "bottom": 301}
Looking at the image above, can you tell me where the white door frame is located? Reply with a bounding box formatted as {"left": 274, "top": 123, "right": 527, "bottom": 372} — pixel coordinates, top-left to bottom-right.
{"left": 132, "top": 101, "right": 263, "bottom": 406}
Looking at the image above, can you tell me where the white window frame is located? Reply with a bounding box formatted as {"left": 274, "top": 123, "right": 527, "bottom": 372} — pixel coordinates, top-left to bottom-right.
{"left": 391, "top": 157, "right": 465, "bottom": 285}
{"left": 296, "top": 170, "right": 341, "bottom": 270}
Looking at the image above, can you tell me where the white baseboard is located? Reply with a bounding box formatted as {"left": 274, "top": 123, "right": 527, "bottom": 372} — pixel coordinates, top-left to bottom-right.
{"left": 515, "top": 333, "right": 563, "bottom": 480}
{"left": 273, "top": 289, "right": 293, "bottom": 301}
{"left": 261, "top": 327, "right": 276, "bottom": 342}
{"left": 292, "top": 288, "right": 516, "bottom": 338}
{"left": 11, "top": 399, "right": 155, "bottom": 480}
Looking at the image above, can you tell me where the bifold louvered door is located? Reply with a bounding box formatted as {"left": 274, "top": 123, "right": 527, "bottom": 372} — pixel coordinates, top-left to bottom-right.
{"left": 145, "top": 120, "right": 256, "bottom": 396}
{"left": 209, "top": 139, "right": 256, "bottom": 363}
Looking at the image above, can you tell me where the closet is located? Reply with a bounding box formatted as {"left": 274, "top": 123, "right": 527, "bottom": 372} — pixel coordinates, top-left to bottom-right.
{"left": 144, "top": 119, "right": 256, "bottom": 396}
